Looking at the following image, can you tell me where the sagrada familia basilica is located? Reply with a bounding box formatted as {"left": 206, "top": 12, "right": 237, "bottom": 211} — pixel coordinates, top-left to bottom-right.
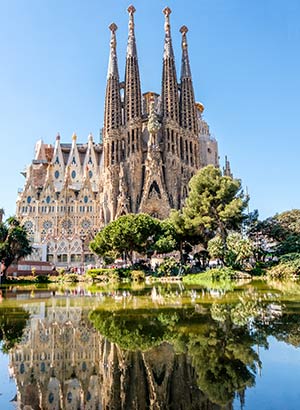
{"left": 16, "top": 6, "right": 229, "bottom": 268}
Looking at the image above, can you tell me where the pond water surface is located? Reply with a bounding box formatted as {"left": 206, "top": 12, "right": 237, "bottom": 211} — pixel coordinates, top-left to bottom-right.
{"left": 1, "top": 280, "right": 300, "bottom": 409}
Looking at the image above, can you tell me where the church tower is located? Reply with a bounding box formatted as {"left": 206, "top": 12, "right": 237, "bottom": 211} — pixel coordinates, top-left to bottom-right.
{"left": 103, "top": 22, "right": 123, "bottom": 222}
{"left": 122, "top": 5, "right": 143, "bottom": 215}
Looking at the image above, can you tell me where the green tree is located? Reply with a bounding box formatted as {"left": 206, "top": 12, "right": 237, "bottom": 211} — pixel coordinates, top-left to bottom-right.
{"left": 0, "top": 208, "right": 4, "bottom": 223}
{"left": 90, "top": 213, "right": 161, "bottom": 264}
{"left": 152, "top": 219, "right": 178, "bottom": 255}
{"left": 208, "top": 232, "right": 254, "bottom": 269}
{"left": 250, "top": 209, "right": 300, "bottom": 256}
{"left": 182, "top": 165, "right": 248, "bottom": 248}
{"left": 0, "top": 217, "right": 32, "bottom": 282}
{"left": 169, "top": 210, "right": 203, "bottom": 262}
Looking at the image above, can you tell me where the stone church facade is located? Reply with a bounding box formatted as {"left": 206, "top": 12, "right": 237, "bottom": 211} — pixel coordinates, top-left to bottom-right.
{"left": 16, "top": 6, "right": 222, "bottom": 268}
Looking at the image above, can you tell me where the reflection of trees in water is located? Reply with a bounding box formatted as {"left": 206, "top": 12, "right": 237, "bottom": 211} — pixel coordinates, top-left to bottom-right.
{"left": 0, "top": 307, "right": 29, "bottom": 353}
{"left": 89, "top": 308, "right": 181, "bottom": 352}
{"left": 89, "top": 300, "right": 266, "bottom": 407}
{"left": 254, "top": 310, "right": 300, "bottom": 348}
{"left": 3, "top": 290, "right": 300, "bottom": 409}
{"left": 6, "top": 302, "right": 229, "bottom": 410}
{"left": 189, "top": 298, "right": 264, "bottom": 406}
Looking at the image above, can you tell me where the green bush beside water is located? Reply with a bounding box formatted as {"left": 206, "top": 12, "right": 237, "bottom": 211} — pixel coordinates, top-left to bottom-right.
{"left": 85, "top": 268, "right": 145, "bottom": 282}
{"left": 35, "top": 275, "right": 50, "bottom": 284}
{"left": 183, "top": 267, "right": 236, "bottom": 285}
{"left": 267, "top": 258, "right": 300, "bottom": 279}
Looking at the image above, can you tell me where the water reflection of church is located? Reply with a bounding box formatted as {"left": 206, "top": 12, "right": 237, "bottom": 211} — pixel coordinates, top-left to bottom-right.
{"left": 9, "top": 301, "right": 232, "bottom": 410}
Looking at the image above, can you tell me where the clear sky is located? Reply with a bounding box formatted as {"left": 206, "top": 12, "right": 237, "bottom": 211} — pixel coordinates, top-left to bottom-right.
{"left": 0, "top": 0, "right": 299, "bottom": 220}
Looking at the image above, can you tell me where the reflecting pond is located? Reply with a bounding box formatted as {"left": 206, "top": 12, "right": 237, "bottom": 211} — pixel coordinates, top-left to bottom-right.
{"left": 1, "top": 280, "right": 300, "bottom": 409}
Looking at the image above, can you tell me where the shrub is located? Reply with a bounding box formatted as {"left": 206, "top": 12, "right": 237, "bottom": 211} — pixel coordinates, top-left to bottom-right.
{"left": 85, "top": 268, "right": 120, "bottom": 282}
{"left": 115, "top": 267, "right": 132, "bottom": 279}
{"left": 131, "top": 270, "right": 145, "bottom": 281}
{"left": 156, "top": 257, "right": 188, "bottom": 277}
{"left": 183, "top": 267, "right": 236, "bottom": 284}
{"left": 208, "top": 267, "right": 236, "bottom": 280}
{"left": 279, "top": 253, "right": 300, "bottom": 262}
{"left": 249, "top": 265, "right": 266, "bottom": 276}
{"left": 57, "top": 268, "right": 65, "bottom": 275}
{"left": 267, "top": 259, "right": 300, "bottom": 279}
{"left": 35, "top": 275, "right": 50, "bottom": 284}
{"left": 64, "top": 273, "right": 79, "bottom": 283}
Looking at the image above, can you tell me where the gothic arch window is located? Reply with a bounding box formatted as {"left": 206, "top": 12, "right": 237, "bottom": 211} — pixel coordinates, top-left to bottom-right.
{"left": 107, "top": 143, "right": 110, "bottom": 167}
{"left": 136, "top": 129, "right": 139, "bottom": 151}
{"left": 183, "top": 186, "right": 188, "bottom": 199}
{"left": 111, "top": 141, "right": 115, "bottom": 164}
{"left": 190, "top": 141, "right": 194, "bottom": 166}
{"left": 180, "top": 137, "right": 184, "bottom": 160}
{"left": 121, "top": 139, "right": 125, "bottom": 160}
{"left": 148, "top": 181, "right": 161, "bottom": 199}
{"left": 185, "top": 140, "right": 189, "bottom": 164}
{"left": 131, "top": 129, "right": 135, "bottom": 153}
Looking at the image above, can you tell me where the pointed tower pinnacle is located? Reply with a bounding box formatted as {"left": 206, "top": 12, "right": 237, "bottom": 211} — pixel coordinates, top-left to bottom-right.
{"left": 124, "top": 5, "right": 142, "bottom": 123}
{"left": 223, "top": 156, "right": 233, "bottom": 178}
{"left": 161, "top": 7, "right": 179, "bottom": 122}
{"left": 104, "top": 23, "right": 122, "bottom": 136}
{"left": 179, "top": 25, "right": 198, "bottom": 134}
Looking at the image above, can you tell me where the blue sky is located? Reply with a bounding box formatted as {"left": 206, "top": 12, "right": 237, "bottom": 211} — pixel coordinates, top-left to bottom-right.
{"left": 0, "top": 0, "right": 299, "bottom": 219}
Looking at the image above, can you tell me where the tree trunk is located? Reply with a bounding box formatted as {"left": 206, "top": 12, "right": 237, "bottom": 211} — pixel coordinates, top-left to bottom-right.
{"left": 0, "top": 266, "right": 7, "bottom": 284}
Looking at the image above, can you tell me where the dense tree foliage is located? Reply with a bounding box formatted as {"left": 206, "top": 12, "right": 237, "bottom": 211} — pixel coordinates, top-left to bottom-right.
{"left": 247, "top": 209, "right": 300, "bottom": 256}
{"left": 208, "top": 232, "right": 254, "bottom": 269}
{"left": 90, "top": 167, "right": 250, "bottom": 267}
{"left": 90, "top": 213, "right": 175, "bottom": 263}
{"left": 0, "top": 216, "right": 32, "bottom": 281}
{"left": 178, "top": 166, "right": 248, "bottom": 250}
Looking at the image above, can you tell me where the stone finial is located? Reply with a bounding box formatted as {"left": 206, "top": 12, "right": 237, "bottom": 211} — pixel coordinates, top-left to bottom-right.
{"left": 127, "top": 5, "right": 135, "bottom": 32}
{"left": 163, "top": 7, "right": 172, "bottom": 34}
{"left": 72, "top": 132, "right": 77, "bottom": 141}
{"left": 109, "top": 22, "right": 118, "bottom": 33}
{"left": 56, "top": 133, "right": 60, "bottom": 140}
{"left": 180, "top": 25, "right": 188, "bottom": 34}
{"left": 163, "top": 7, "right": 171, "bottom": 16}
{"left": 180, "top": 26, "right": 188, "bottom": 49}
{"left": 88, "top": 133, "right": 93, "bottom": 141}
{"left": 127, "top": 5, "right": 136, "bottom": 14}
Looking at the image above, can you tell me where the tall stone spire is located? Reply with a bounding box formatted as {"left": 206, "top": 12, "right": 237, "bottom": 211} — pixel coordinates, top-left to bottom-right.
{"left": 124, "top": 5, "right": 142, "bottom": 123}
{"left": 179, "top": 26, "right": 198, "bottom": 134}
{"left": 161, "top": 7, "right": 179, "bottom": 122}
{"left": 104, "top": 23, "right": 122, "bottom": 136}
